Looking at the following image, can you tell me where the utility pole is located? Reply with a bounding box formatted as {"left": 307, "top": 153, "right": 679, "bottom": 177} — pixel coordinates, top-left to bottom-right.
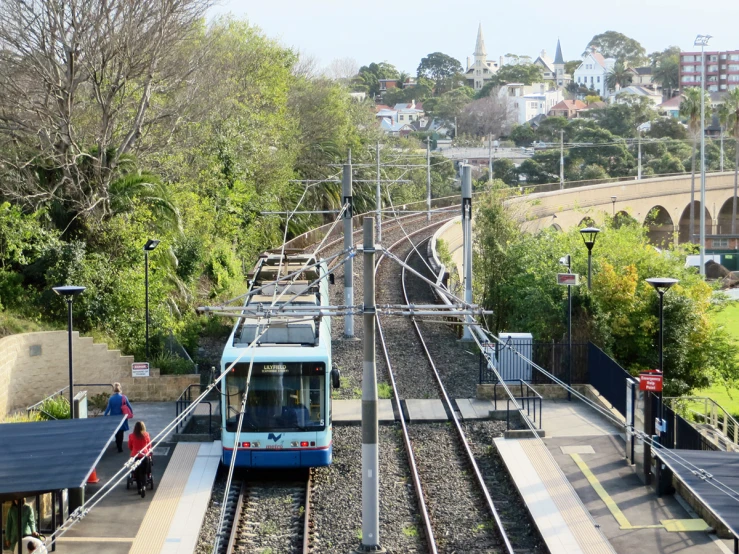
{"left": 461, "top": 165, "right": 474, "bottom": 341}
{"left": 343, "top": 157, "right": 354, "bottom": 338}
{"left": 699, "top": 37, "right": 708, "bottom": 277}
{"left": 376, "top": 142, "right": 382, "bottom": 242}
{"left": 559, "top": 130, "right": 565, "bottom": 189}
{"left": 488, "top": 133, "right": 493, "bottom": 183}
{"left": 637, "top": 133, "right": 642, "bottom": 180}
{"left": 359, "top": 217, "right": 383, "bottom": 553}
{"left": 426, "top": 138, "right": 432, "bottom": 221}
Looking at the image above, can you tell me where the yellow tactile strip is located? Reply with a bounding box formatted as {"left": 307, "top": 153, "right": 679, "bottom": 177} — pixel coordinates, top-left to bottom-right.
{"left": 129, "top": 443, "right": 200, "bottom": 554}
{"left": 520, "top": 439, "right": 615, "bottom": 554}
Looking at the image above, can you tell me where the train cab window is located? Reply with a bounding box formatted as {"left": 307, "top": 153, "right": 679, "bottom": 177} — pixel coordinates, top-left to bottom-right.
{"left": 226, "top": 362, "right": 326, "bottom": 432}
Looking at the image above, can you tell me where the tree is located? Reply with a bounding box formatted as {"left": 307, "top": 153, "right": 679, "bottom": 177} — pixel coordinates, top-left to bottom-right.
{"left": 606, "top": 61, "right": 634, "bottom": 91}
{"left": 0, "top": 0, "right": 212, "bottom": 219}
{"left": 417, "top": 52, "right": 463, "bottom": 92}
{"left": 324, "top": 57, "right": 359, "bottom": 81}
{"left": 647, "top": 118, "right": 688, "bottom": 140}
{"left": 651, "top": 47, "right": 680, "bottom": 98}
{"left": 725, "top": 87, "right": 739, "bottom": 233}
{"left": 584, "top": 31, "right": 648, "bottom": 67}
{"left": 647, "top": 153, "right": 685, "bottom": 175}
{"left": 584, "top": 94, "right": 602, "bottom": 105}
{"left": 565, "top": 60, "right": 582, "bottom": 75}
{"left": 679, "top": 87, "right": 712, "bottom": 241}
{"left": 536, "top": 116, "right": 569, "bottom": 143}
{"left": 492, "top": 158, "right": 517, "bottom": 185}
{"left": 458, "top": 94, "right": 514, "bottom": 137}
{"left": 357, "top": 62, "right": 399, "bottom": 96}
{"left": 423, "top": 88, "right": 474, "bottom": 124}
{"left": 510, "top": 125, "right": 536, "bottom": 146}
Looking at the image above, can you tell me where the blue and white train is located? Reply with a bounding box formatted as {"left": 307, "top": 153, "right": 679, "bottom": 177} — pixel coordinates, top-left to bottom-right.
{"left": 220, "top": 252, "right": 338, "bottom": 468}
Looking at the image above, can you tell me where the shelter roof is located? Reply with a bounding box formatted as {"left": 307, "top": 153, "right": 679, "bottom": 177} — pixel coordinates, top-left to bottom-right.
{"left": 0, "top": 416, "right": 123, "bottom": 500}
{"left": 656, "top": 448, "right": 739, "bottom": 539}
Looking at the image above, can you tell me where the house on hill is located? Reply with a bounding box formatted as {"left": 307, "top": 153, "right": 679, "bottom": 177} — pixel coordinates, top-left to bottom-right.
{"left": 549, "top": 99, "right": 586, "bottom": 119}
{"left": 573, "top": 51, "right": 616, "bottom": 98}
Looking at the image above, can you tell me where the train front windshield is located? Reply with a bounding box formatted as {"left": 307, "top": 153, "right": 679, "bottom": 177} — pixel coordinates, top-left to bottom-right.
{"left": 225, "top": 362, "right": 326, "bottom": 433}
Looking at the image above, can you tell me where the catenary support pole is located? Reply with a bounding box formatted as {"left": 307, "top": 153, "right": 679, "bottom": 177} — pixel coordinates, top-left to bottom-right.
{"left": 559, "top": 130, "right": 565, "bottom": 189}
{"left": 699, "top": 42, "right": 707, "bottom": 277}
{"left": 638, "top": 134, "right": 642, "bottom": 180}
{"left": 461, "top": 165, "right": 474, "bottom": 341}
{"left": 343, "top": 160, "right": 354, "bottom": 338}
{"left": 376, "top": 142, "right": 382, "bottom": 242}
{"left": 427, "top": 138, "right": 432, "bottom": 221}
{"left": 358, "top": 217, "right": 384, "bottom": 553}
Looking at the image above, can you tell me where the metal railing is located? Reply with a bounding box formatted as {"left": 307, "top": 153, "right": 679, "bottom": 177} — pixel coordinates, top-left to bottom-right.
{"left": 493, "top": 380, "right": 543, "bottom": 431}
{"left": 175, "top": 384, "right": 213, "bottom": 436}
{"left": 664, "top": 396, "right": 739, "bottom": 450}
{"left": 480, "top": 341, "right": 589, "bottom": 385}
{"left": 26, "top": 383, "right": 114, "bottom": 419}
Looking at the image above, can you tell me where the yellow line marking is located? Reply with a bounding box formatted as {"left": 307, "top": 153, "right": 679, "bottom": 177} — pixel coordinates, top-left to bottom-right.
{"left": 570, "top": 454, "right": 709, "bottom": 532}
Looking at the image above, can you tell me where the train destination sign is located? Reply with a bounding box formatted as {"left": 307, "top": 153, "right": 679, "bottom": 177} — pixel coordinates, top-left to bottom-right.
{"left": 639, "top": 370, "right": 663, "bottom": 392}
{"left": 557, "top": 273, "right": 580, "bottom": 286}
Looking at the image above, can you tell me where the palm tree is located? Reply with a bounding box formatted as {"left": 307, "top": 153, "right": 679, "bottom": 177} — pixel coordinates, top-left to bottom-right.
{"left": 605, "top": 61, "right": 633, "bottom": 92}
{"left": 725, "top": 87, "right": 739, "bottom": 234}
{"left": 396, "top": 71, "right": 411, "bottom": 89}
{"left": 679, "top": 87, "right": 711, "bottom": 242}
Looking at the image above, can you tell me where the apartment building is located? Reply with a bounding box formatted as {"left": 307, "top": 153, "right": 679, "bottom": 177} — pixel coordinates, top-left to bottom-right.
{"left": 679, "top": 50, "right": 739, "bottom": 92}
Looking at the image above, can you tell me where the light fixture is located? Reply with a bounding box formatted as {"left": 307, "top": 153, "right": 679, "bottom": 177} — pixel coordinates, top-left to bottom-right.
{"left": 52, "top": 285, "right": 86, "bottom": 418}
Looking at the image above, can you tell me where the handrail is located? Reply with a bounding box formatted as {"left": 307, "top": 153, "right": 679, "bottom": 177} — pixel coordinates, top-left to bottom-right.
{"left": 176, "top": 384, "right": 213, "bottom": 436}
{"left": 664, "top": 396, "right": 739, "bottom": 447}
{"left": 494, "top": 379, "right": 543, "bottom": 431}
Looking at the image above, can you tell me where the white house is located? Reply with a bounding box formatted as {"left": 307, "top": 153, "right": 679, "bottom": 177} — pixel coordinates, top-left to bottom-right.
{"left": 612, "top": 85, "right": 663, "bottom": 107}
{"left": 533, "top": 40, "right": 570, "bottom": 88}
{"left": 498, "top": 83, "right": 563, "bottom": 124}
{"left": 573, "top": 52, "right": 616, "bottom": 98}
{"left": 464, "top": 24, "right": 499, "bottom": 91}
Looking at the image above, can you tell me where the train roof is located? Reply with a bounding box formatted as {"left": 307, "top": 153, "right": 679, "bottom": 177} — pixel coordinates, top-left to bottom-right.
{"left": 227, "top": 252, "right": 330, "bottom": 353}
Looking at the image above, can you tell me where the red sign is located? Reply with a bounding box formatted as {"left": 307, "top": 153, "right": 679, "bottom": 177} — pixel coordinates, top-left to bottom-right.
{"left": 639, "top": 370, "right": 663, "bottom": 392}
{"left": 557, "top": 273, "right": 580, "bottom": 286}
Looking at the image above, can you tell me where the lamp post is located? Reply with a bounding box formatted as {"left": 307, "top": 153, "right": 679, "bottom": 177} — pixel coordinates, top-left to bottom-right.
{"left": 611, "top": 196, "right": 617, "bottom": 218}
{"left": 52, "top": 286, "right": 86, "bottom": 418}
{"left": 646, "top": 277, "right": 679, "bottom": 440}
{"left": 143, "top": 239, "right": 160, "bottom": 359}
{"left": 695, "top": 34, "right": 712, "bottom": 277}
{"left": 580, "top": 227, "right": 601, "bottom": 290}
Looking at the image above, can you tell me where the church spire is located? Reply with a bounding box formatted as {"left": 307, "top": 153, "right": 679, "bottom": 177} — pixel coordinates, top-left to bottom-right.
{"left": 474, "top": 23, "right": 486, "bottom": 59}
{"left": 554, "top": 38, "right": 564, "bottom": 65}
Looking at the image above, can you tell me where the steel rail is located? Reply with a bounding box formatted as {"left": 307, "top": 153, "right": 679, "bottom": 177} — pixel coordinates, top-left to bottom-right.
{"left": 302, "top": 469, "right": 314, "bottom": 553}
{"left": 400, "top": 240, "right": 516, "bottom": 554}
{"left": 373, "top": 219, "right": 456, "bottom": 554}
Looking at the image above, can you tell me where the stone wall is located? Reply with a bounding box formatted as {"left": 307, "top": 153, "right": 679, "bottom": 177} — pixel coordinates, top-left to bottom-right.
{"left": 0, "top": 331, "right": 199, "bottom": 417}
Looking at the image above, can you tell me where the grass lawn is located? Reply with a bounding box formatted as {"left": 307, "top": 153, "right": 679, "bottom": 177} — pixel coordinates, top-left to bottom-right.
{"left": 696, "top": 300, "right": 739, "bottom": 415}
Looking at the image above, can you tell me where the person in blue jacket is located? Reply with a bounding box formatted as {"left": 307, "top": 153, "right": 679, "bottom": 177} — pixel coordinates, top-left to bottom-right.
{"left": 104, "top": 382, "right": 133, "bottom": 452}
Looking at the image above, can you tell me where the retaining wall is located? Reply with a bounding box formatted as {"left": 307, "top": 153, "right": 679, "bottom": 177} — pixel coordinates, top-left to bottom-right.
{"left": 0, "top": 331, "right": 198, "bottom": 417}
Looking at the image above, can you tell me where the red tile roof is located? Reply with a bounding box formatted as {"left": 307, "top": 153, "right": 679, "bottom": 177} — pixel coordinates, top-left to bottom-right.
{"left": 375, "top": 104, "right": 392, "bottom": 112}
{"left": 550, "top": 99, "right": 587, "bottom": 111}
{"left": 592, "top": 52, "right": 607, "bottom": 67}
{"left": 659, "top": 96, "right": 681, "bottom": 108}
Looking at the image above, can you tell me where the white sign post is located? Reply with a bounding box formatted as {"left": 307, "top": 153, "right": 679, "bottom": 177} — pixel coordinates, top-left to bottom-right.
{"left": 132, "top": 362, "right": 150, "bottom": 377}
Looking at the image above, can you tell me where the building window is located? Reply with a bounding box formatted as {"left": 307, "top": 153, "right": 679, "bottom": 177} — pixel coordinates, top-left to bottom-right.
{"left": 399, "top": 115, "right": 404, "bottom": 121}
{"left": 682, "top": 55, "right": 695, "bottom": 62}
{"left": 713, "top": 238, "right": 729, "bottom": 248}
{"left": 709, "top": 65, "right": 719, "bottom": 72}
{"left": 597, "top": 76, "right": 600, "bottom": 82}
{"left": 729, "top": 64, "right": 739, "bottom": 71}
{"left": 731, "top": 54, "right": 739, "bottom": 61}
{"left": 710, "top": 55, "right": 718, "bottom": 61}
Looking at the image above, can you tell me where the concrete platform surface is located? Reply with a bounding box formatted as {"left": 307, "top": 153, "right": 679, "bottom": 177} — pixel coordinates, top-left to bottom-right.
{"left": 127, "top": 402, "right": 178, "bottom": 441}
{"left": 495, "top": 437, "right": 615, "bottom": 554}
{"left": 456, "top": 398, "right": 495, "bottom": 419}
{"left": 405, "top": 399, "right": 448, "bottom": 422}
{"left": 541, "top": 399, "right": 623, "bottom": 438}
{"left": 546, "top": 434, "right": 733, "bottom": 554}
{"left": 333, "top": 399, "right": 395, "bottom": 423}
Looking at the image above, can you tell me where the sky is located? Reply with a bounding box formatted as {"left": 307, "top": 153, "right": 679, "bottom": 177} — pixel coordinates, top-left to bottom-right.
{"left": 211, "top": 0, "right": 739, "bottom": 74}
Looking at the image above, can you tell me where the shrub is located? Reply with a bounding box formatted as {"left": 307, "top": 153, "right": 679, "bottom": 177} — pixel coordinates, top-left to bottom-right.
{"left": 153, "top": 351, "right": 196, "bottom": 375}
{"left": 0, "top": 411, "right": 42, "bottom": 424}
{"left": 37, "top": 395, "right": 70, "bottom": 420}
{"left": 89, "top": 391, "right": 111, "bottom": 417}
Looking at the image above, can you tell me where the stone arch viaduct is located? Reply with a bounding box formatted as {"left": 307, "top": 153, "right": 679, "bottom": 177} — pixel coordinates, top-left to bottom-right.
{"left": 509, "top": 172, "right": 739, "bottom": 247}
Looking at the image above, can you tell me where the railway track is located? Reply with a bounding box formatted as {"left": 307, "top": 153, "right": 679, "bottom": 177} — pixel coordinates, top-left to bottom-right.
{"left": 372, "top": 225, "right": 519, "bottom": 554}
{"left": 217, "top": 470, "right": 314, "bottom": 554}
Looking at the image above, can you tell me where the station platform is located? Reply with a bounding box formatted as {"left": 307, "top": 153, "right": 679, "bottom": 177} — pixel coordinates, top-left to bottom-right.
{"left": 496, "top": 398, "right": 734, "bottom": 554}
{"left": 48, "top": 402, "right": 220, "bottom": 554}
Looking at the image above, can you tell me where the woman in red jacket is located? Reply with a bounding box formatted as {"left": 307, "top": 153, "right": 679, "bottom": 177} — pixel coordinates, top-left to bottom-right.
{"left": 128, "top": 421, "right": 152, "bottom": 498}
